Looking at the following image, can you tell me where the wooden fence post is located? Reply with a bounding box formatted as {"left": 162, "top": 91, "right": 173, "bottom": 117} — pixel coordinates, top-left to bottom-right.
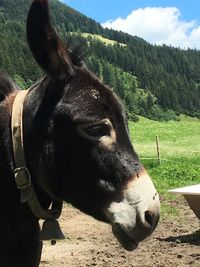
{"left": 156, "top": 135, "right": 161, "bottom": 165}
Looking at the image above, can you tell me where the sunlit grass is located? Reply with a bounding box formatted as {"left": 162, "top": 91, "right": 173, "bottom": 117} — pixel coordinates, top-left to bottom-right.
{"left": 82, "top": 33, "right": 127, "bottom": 47}
{"left": 129, "top": 116, "right": 200, "bottom": 163}
{"left": 129, "top": 116, "right": 200, "bottom": 217}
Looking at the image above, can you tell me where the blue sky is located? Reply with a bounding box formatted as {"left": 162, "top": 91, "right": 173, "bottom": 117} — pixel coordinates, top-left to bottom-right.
{"left": 63, "top": 0, "right": 199, "bottom": 23}
{"left": 61, "top": 0, "right": 200, "bottom": 49}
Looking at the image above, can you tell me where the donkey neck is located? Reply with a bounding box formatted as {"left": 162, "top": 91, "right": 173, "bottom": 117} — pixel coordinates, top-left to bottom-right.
{"left": 11, "top": 89, "right": 63, "bottom": 221}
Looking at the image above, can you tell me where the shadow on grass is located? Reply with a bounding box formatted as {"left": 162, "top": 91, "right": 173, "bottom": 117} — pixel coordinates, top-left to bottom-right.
{"left": 157, "top": 230, "right": 200, "bottom": 246}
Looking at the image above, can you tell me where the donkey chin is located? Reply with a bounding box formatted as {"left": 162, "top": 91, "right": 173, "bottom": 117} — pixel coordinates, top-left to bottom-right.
{"left": 105, "top": 170, "right": 160, "bottom": 251}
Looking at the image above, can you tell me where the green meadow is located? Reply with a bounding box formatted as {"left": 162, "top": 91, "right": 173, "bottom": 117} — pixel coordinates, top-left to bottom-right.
{"left": 129, "top": 116, "right": 200, "bottom": 218}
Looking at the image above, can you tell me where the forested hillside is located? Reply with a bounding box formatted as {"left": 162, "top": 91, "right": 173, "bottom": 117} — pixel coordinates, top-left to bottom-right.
{"left": 0, "top": 0, "right": 200, "bottom": 120}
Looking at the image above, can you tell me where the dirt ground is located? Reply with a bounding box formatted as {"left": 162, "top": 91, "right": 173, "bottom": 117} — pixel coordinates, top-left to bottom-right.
{"left": 40, "top": 199, "right": 200, "bottom": 267}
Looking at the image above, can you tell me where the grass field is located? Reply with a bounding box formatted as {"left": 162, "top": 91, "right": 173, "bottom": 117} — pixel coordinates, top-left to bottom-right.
{"left": 129, "top": 116, "right": 200, "bottom": 218}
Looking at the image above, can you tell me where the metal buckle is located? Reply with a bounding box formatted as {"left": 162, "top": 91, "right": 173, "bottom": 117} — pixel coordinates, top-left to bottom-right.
{"left": 14, "top": 166, "right": 31, "bottom": 190}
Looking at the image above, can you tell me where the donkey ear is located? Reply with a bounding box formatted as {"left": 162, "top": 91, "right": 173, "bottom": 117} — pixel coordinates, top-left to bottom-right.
{"left": 27, "top": 0, "right": 74, "bottom": 78}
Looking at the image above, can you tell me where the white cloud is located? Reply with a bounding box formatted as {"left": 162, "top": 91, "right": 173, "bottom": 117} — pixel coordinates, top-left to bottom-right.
{"left": 102, "top": 7, "right": 200, "bottom": 50}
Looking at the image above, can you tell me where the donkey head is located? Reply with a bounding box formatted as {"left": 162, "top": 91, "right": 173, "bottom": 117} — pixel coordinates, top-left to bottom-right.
{"left": 25, "top": 0, "right": 160, "bottom": 251}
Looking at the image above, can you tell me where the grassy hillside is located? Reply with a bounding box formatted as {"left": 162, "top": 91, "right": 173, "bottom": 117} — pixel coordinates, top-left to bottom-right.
{"left": 129, "top": 117, "right": 200, "bottom": 217}
{"left": 82, "top": 33, "right": 127, "bottom": 47}
{"left": 130, "top": 116, "right": 200, "bottom": 163}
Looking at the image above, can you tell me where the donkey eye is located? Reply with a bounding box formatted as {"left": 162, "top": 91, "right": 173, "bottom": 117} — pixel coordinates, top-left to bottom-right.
{"left": 78, "top": 119, "right": 113, "bottom": 140}
{"left": 83, "top": 124, "right": 110, "bottom": 137}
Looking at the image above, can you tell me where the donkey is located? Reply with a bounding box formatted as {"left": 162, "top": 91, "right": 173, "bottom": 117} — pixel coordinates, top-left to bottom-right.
{"left": 0, "top": 0, "right": 160, "bottom": 266}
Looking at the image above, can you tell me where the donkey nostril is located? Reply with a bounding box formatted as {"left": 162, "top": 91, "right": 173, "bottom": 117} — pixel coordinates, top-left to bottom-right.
{"left": 144, "top": 211, "right": 155, "bottom": 229}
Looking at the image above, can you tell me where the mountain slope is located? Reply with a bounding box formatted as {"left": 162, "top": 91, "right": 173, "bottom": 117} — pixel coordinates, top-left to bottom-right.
{"left": 0, "top": 0, "right": 200, "bottom": 119}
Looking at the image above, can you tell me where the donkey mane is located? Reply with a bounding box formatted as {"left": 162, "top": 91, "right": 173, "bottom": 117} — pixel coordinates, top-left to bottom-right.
{"left": 67, "top": 39, "right": 87, "bottom": 67}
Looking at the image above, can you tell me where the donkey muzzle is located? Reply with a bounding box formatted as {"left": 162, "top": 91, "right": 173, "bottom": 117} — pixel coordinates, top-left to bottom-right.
{"left": 105, "top": 170, "right": 160, "bottom": 251}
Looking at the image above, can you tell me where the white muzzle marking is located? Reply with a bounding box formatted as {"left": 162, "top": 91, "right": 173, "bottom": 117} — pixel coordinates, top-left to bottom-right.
{"left": 105, "top": 170, "right": 160, "bottom": 250}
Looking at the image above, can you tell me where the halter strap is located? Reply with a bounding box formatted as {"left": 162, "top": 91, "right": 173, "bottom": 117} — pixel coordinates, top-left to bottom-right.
{"left": 11, "top": 89, "right": 63, "bottom": 220}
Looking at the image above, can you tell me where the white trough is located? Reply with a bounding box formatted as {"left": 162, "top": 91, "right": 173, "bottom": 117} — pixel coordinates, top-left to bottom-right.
{"left": 168, "top": 184, "right": 200, "bottom": 220}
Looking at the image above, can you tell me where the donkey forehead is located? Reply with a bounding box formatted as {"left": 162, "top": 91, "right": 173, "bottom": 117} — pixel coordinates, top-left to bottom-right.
{"left": 62, "top": 74, "right": 126, "bottom": 123}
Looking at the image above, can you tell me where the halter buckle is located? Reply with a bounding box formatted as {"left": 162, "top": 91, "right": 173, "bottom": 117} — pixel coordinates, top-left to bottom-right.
{"left": 14, "top": 167, "right": 32, "bottom": 203}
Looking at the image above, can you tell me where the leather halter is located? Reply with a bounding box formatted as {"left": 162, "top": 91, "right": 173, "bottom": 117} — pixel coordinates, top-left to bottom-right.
{"left": 11, "top": 89, "right": 64, "bottom": 237}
